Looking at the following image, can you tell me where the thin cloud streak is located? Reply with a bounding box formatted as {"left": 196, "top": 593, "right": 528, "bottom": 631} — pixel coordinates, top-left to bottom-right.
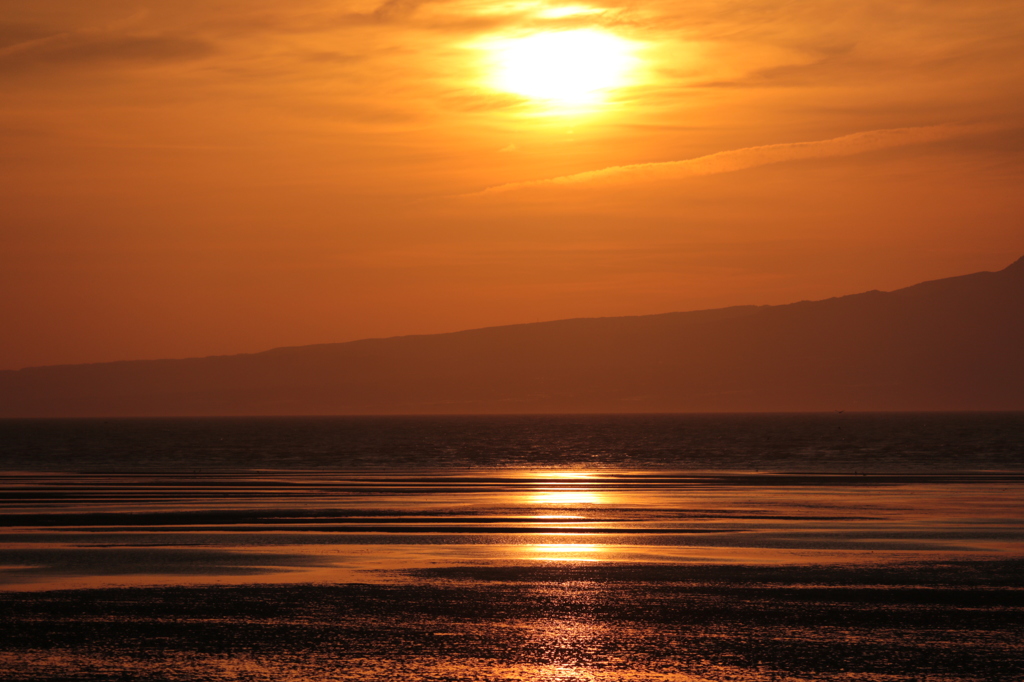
{"left": 472, "top": 125, "right": 982, "bottom": 195}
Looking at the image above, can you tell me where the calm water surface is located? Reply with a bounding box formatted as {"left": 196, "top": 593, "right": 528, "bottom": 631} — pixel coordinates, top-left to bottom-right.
{"left": 1, "top": 414, "right": 1022, "bottom": 680}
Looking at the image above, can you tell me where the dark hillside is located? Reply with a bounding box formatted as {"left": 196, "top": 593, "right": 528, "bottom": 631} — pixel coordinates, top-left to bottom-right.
{"left": 1, "top": 258, "right": 1021, "bottom": 416}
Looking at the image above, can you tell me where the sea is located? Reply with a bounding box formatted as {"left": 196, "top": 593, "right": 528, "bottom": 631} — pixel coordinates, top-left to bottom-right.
{"left": 1, "top": 413, "right": 1022, "bottom": 681}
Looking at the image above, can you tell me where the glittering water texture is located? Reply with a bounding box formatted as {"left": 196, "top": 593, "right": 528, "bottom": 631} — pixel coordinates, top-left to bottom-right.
{"left": 1, "top": 414, "right": 1022, "bottom": 680}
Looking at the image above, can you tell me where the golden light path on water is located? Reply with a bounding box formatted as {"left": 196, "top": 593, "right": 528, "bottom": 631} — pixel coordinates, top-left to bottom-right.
{"left": 526, "top": 470, "right": 607, "bottom": 507}
{"left": 2, "top": 467, "right": 1024, "bottom": 590}
{"left": 526, "top": 472, "right": 611, "bottom": 562}
{"left": 529, "top": 489, "right": 606, "bottom": 506}
{"left": 528, "top": 543, "right": 606, "bottom": 562}
{"left": 528, "top": 471, "right": 606, "bottom": 507}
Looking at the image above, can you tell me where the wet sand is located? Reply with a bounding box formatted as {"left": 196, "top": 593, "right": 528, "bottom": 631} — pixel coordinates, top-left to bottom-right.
{"left": 2, "top": 560, "right": 1023, "bottom": 681}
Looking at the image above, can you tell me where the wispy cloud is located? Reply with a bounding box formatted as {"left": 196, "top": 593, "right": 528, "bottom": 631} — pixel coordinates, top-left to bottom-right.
{"left": 472, "top": 125, "right": 982, "bottom": 195}
{"left": 0, "top": 32, "right": 215, "bottom": 73}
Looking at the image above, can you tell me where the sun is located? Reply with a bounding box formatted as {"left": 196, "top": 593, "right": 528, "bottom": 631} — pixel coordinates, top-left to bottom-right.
{"left": 488, "top": 29, "right": 637, "bottom": 108}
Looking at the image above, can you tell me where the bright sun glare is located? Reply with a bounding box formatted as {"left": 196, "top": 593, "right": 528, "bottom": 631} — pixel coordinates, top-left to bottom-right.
{"left": 489, "top": 29, "right": 636, "bottom": 107}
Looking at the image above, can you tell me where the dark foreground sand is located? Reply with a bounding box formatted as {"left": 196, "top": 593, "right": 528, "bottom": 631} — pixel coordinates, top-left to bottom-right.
{"left": 2, "top": 559, "right": 1022, "bottom": 681}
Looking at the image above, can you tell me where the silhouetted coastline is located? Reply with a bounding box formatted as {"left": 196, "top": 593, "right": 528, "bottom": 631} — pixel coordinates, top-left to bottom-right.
{"left": 1, "top": 257, "right": 1022, "bottom": 416}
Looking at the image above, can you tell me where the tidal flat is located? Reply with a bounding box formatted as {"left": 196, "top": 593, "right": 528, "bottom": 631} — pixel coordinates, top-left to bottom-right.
{"left": 2, "top": 415, "right": 1023, "bottom": 680}
{"left": 2, "top": 560, "right": 1023, "bottom": 681}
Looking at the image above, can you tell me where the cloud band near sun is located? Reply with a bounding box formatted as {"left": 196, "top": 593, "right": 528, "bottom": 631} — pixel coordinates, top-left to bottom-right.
{"left": 472, "top": 124, "right": 981, "bottom": 196}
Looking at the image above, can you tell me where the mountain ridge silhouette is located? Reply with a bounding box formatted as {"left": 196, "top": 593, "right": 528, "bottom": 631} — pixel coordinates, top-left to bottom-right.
{"left": 2, "top": 257, "right": 1022, "bottom": 416}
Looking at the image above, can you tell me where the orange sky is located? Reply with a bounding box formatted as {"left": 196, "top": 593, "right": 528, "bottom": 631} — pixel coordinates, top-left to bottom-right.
{"left": 2, "top": 0, "right": 1023, "bottom": 369}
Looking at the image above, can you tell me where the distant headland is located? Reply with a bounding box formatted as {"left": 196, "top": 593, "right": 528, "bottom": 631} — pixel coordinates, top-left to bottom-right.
{"left": 1, "top": 257, "right": 1022, "bottom": 416}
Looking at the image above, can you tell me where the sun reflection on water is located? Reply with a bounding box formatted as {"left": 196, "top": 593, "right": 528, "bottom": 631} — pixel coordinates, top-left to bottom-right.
{"left": 527, "top": 543, "right": 606, "bottom": 562}
{"left": 523, "top": 470, "right": 599, "bottom": 479}
{"left": 526, "top": 470, "right": 608, "bottom": 506}
{"left": 530, "top": 489, "right": 605, "bottom": 505}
